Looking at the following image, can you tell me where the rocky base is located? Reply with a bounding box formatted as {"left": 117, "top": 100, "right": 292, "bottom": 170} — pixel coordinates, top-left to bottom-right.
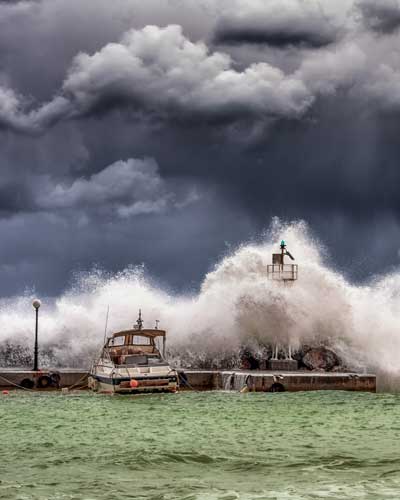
{"left": 239, "top": 345, "right": 345, "bottom": 372}
{"left": 171, "top": 344, "right": 348, "bottom": 372}
{"left": 0, "top": 342, "right": 348, "bottom": 374}
{"left": 301, "top": 346, "right": 341, "bottom": 371}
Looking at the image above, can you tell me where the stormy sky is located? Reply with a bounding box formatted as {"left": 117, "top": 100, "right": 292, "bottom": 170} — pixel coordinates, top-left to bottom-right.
{"left": 1, "top": 0, "right": 400, "bottom": 296}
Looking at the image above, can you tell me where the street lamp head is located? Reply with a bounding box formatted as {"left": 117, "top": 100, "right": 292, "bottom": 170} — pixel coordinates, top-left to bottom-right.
{"left": 32, "top": 299, "right": 41, "bottom": 310}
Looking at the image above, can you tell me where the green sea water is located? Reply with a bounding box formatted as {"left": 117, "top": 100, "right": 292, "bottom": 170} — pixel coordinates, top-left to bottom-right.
{"left": 0, "top": 391, "right": 399, "bottom": 500}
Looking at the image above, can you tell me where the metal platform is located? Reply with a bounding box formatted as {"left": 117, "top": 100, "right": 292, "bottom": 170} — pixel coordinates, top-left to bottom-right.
{"left": 267, "top": 264, "right": 298, "bottom": 281}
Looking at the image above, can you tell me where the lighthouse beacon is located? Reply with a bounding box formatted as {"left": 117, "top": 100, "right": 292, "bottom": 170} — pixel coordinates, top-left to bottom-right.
{"left": 267, "top": 240, "right": 299, "bottom": 371}
{"left": 267, "top": 240, "right": 298, "bottom": 283}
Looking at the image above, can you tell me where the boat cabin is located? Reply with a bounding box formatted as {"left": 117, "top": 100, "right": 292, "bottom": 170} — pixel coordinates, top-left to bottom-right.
{"left": 106, "top": 328, "right": 167, "bottom": 367}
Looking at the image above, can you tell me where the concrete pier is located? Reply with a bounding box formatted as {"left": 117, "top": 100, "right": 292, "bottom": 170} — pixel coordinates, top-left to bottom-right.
{"left": 0, "top": 369, "right": 88, "bottom": 390}
{"left": 0, "top": 369, "right": 376, "bottom": 392}
{"left": 182, "top": 370, "right": 377, "bottom": 392}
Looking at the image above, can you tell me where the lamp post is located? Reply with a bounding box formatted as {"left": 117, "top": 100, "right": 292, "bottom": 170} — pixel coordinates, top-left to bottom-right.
{"left": 32, "top": 299, "right": 41, "bottom": 371}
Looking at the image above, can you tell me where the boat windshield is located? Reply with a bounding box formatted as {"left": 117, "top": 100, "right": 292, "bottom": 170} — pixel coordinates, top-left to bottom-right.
{"left": 109, "top": 336, "right": 125, "bottom": 346}
{"left": 132, "top": 335, "right": 151, "bottom": 345}
{"left": 108, "top": 335, "right": 152, "bottom": 347}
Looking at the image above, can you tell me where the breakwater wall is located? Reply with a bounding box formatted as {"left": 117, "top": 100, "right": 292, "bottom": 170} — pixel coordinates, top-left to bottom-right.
{"left": 0, "top": 369, "right": 88, "bottom": 390}
{"left": 183, "top": 370, "right": 377, "bottom": 393}
{"left": 0, "top": 369, "right": 376, "bottom": 392}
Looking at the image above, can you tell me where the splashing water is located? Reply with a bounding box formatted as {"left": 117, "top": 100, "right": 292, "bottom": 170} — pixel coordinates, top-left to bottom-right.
{"left": 0, "top": 220, "right": 399, "bottom": 374}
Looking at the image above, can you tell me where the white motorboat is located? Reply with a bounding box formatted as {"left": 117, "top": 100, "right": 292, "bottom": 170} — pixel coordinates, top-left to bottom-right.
{"left": 88, "top": 311, "right": 178, "bottom": 394}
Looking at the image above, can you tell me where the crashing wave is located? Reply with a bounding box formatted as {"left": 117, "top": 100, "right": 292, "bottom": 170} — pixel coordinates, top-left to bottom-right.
{"left": 0, "top": 219, "right": 399, "bottom": 375}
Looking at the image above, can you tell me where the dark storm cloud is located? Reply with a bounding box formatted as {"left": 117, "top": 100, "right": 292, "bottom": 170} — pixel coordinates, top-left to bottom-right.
{"left": 0, "top": 182, "right": 33, "bottom": 215}
{"left": 0, "top": 200, "right": 255, "bottom": 296}
{"left": 0, "top": 0, "right": 400, "bottom": 296}
{"left": 0, "top": 6, "right": 395, "bottom": 136}
{"left": 0, "top": 24, "right": 313, "bottom": 134}
{"left": 213, "top": 25, "right": 336, "bottom": 49}
{"left": 213, "top": 0, "right": 340, "bottom": 48}
{"left": 356, "top": 0, "right": 400, "bottom": 34}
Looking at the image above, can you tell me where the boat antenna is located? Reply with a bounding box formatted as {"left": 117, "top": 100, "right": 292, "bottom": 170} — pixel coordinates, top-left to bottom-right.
{"left": 135, "top": 309, "right": 143, "bottom": 330}
{"left": 155, "top": 320, "right": 159, "bottom": 330}
{"left": 103, "top": 305, "right": 110, "bottom": 344}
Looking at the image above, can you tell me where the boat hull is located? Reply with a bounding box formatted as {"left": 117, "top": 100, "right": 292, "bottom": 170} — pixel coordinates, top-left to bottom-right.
{"left": 88, "top": 374, "right": 178, "bottom": 394}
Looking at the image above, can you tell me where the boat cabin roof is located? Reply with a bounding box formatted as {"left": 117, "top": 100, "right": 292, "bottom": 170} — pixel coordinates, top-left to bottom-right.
{"left": 112, "top": 328, "right": 166, "bottom": 338}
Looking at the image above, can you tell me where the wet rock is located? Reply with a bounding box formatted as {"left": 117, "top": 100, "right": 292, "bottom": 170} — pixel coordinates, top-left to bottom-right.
{"left": 240, "top": 350, "right": 260, "bottom": 370}
{"left": 302, "top": 347, "right": 340, "bottom": 371}
{"left": 239, "top": 345, "right": 272, "bottom": 370}
{"left": 292, "top": 346, "right": 311, "bottom": 369}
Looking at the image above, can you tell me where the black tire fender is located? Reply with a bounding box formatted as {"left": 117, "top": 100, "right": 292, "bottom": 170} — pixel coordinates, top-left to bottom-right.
{"left": 269, "top": 382, "right": 285, "bottom": 393}
{"left": 20, "top": 378, "right": 34, "bottom": 389}
{"left": 37, "top": 375, "right": 51, "bottom": 389}
{"left": 49, "top": 372, "right": 61, "bottom": 388}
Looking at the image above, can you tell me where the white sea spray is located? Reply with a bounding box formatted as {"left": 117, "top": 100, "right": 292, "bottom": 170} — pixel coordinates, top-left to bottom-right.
{"left": 0, "top": 219, "right": 399, "bottom": 374}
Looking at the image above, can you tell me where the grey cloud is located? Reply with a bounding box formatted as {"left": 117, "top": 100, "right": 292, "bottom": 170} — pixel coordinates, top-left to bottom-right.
{"left": 0, "top": 0, "right": 219, "bottom": 111}
{"left": 34, "top": 157, "right": 199, "bottom": 218}
{"left": 213, "top": 0, "right": 341, "bottom": 48}
{"left": 63, "top": 25, "right": 312, "bottom": 117}
{"left": 297, "top": 42, "right": 367, "bottom": 95}
{"left": 0, "top": 87, "right": 70, "bottom": 134}
{"left": 2, "top": 18, "right": 399, "bottom": 138}
{"left": 356, "top": 0, "right": 400, "bottom": 34}
{"left": 0, "top": 25, "right": 314, "bottom": 134}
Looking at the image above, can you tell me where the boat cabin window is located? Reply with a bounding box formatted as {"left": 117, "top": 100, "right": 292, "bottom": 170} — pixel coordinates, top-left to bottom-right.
{"left": 132, "top": 335, "right": 151, "bottom": 345}
{"left": 109, "top": 336, "right": 125, "bottom": 346}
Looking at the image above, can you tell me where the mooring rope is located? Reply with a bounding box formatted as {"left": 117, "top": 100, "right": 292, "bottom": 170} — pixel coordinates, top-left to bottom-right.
{"left": 65, "top": 371, "right": 89, "bottom": 391}
{"left": 179, "top": 376, "right": 198, "bottom": 391}
{"left": 0, "top": 373, "right": 36, "bottom": 392}
{"left": 0, "top": 371, "right": 89, "bottom": 393}
{"left": 169, "top": 368, "right": 198, "bottom": 392}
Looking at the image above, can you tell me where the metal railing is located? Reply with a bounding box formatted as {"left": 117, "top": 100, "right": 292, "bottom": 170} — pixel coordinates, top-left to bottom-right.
{"left": 267, "top": 264, "right": 298, "bottom": 281}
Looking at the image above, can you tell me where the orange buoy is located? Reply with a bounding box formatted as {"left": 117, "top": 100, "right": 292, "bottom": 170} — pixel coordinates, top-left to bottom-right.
{"left": 129, "top": 379, "right": 139, "bottom": 388}
{"left": 2, "top": 390, "right": 9, "bottom": 395}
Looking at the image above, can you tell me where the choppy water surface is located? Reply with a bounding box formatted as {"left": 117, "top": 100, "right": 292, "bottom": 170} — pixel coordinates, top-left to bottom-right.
{"left": 0, "top": 391, "right": 399, "bottom": 500}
